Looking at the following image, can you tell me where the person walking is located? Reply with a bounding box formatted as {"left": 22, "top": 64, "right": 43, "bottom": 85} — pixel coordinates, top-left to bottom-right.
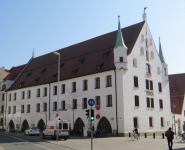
{"left": 165, "top": 127, "right": 174, "bottom": 150}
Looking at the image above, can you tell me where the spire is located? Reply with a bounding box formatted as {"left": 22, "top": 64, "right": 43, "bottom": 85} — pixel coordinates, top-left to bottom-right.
{"left": 159, "top": 37, "right": 165, "bottom": 63}
{"left": 114, "top": 15, "right": 127, "bottom": 49}
{"left": 142, "top": 7, "right": 147, "bottom": 21}
{"left": 32, "top": 48, "right": 35, "bottom": 58}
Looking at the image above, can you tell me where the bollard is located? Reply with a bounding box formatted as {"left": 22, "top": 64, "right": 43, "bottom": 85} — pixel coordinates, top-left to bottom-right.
{"left": 129, "top": 132, "right": 131, "bottom": 137}
{"left": 145, "top": 133, "right": 147, "bottom": 138}
{"left": 162, "top": 133, "right": 164, "bottom": 139}
{"left": 153, "top": 133, "right": 155, "bottom": 139}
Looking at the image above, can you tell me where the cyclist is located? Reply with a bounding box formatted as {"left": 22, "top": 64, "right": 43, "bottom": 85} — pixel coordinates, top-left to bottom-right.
{"left": 133, "top": 126, "right": 139, "bottom": 136}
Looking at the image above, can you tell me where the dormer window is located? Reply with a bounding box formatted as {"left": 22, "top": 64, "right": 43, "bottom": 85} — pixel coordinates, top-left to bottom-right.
{"left": 96, "top": 63, "right": 104, "bottom": 70}
{"left": 34, "top": 77, "right": 40, "bottom": 83}
{"left": 72, "top": 68, "right": 79, "bottom": 75}
{"left": 20, "top": 81, "right": 25, "bottom": 87}
{"left": 60, "top": 63, "right": 65, "bottom": 68}
{"left": 103, "top": 51, "right": 110, "bottom": 58}
{"left": 41, "top": 68, "right": 47, "bottom": 73}
{"left": 51, "top": 73, "right": 58, "bottom": 80}
{"left": 26, "top": 72, "right": 32, "bottom": 77}
{"left": 78, "top": 58, "right": 85, "bottom": 64}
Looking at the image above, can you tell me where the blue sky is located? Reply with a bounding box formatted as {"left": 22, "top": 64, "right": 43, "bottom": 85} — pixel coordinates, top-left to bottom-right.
{"left": 0, "top": 0, "right": 185, "bottom": 74}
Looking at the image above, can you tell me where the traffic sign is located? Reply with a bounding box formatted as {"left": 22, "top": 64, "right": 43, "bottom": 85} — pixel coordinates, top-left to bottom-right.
{"left": 95, "top": 105, "right": 100, "bottom": 110}
{"left": 96, "top": 114, "right": 101, "bottom": 120}
{"left": 88, "top": 99, "right": 95, "bottom": 106}
{"left": 56, "top": 113, "right": 59, "bottom": 117}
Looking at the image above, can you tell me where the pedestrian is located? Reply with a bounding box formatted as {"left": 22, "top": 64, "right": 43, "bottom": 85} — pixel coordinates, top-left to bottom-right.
{"left": 165, "top": 127, "right": 174, "bottom": 150}
{"left": 21, "top": 126, "right": 24, "bottom": 132}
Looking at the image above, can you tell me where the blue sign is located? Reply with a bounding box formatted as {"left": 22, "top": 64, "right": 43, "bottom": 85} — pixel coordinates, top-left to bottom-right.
{"left": 88, "top": 99, "right": 95, "bottom": 106}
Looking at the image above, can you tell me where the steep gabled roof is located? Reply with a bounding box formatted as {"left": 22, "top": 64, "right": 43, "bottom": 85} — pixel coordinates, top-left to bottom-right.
{"left": 8, "top": 21, "right": 145, "bottom": 91}
{"left": 169, "top": 73, "right": 185, "bottom": 114}
{"left": 4, "top": 64, "right": 26, "bottom": 81}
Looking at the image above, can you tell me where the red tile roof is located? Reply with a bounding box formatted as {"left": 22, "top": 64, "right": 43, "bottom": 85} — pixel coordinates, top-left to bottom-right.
{"left": 169, "top": 73, "right": 185, "bottom": 114}
{"left": 8, "top": 21, "right": 145, "bottom": 91}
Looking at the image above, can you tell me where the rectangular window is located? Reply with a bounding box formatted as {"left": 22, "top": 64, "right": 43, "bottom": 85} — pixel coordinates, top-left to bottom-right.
{"left": 72, "top": 82, "right": 76, "bottom": 92}
{"left": 27, "top": 105, "right": 30, "bottom": 113}
{"left": 14, "top": 93, "right": 16, "bottom": 101}
{"left": 96, "top": 78, "right": 100, "bottom": 89}
{"left": 161, "top": 117, "right": 164, "bottom": 127}
{"left": 135, "top": 95, "right": 139, "bottom": 106}
{"left": 96, "top": 96, "right": 100, "bottom": 105}
{"left": 150, "top": 81, "right": 153, "bottom": 90}
{"left": 28, "top": 90, "right": 31, "bottom": 98}
{"left": 83, "top": 98, "right": 87, "bottom": 109}
{"left": 13, "top": 106, "right": 16, "bottom": 114}
{"left": 0, "top": 118, "right": 3, "bottom": 126}
{"left": 44, "top": 87, "right": 47, "bottom": 96}
{"left": 22, "top": 91, "right": 25, "bottom": 99}
{"left": 8, "top": 107, "right": 11, "bottom": 114}
{"left": 73, "top": 99, "right": 77, "bottom": 109}
{"left": 21, "top": 105, "right": 24, "bottom": 113}
{"left": 149, "top": 117, "right": 153, "bottom": 127}
{"left": 159, "top": 99, "right": 163, "bottom": 109}
{"left": 134, "top": 76, "right": 138, "bottom": 87}
{"left": 147, "top": 97, "right": 150, "bottom": 108}
{"left": 120, "top": 57, "right": 123, "bottom": 62}
{"left": 2, "top": 93, "right": 4, "bottom": 101}
{"left": 53, "top": 102, "right": 57, "bottom": 111}
{"left": 141, "top": 34, "right": 144, "bottom": 42}
{"left": 146, "top": 79, "right": 149, "bottom": 89}
{"left": 36, "top": 103, "right": 40, "bottom": 112}
{"left": 146, "top": 50, "right": 149, "bottom": 61}
{"left": 151, "top": 98, "right": 154, "bottom": 108}
{"left": 9, "top": 94, "right": 11, "bottom": 101}
{"left": 1, "top": 106, "right": 4, "bottom": 113}
{"left": 37, "top": 89, "right": 40, "bottom": 97}
{"left": 107, "top": 95, "right": 112, "bottom": 107}
{"left": 62, "top": 101, "right": 65, "bottom": 109}
{"left": 134, "top": 118, "right": 138, "bottom": 128}
{"left": 61, "top": 84, "right": 65, "bottom": 94}
{"left": 84, "top": 80, "right": 88, "bottom": 90}
{"left": 43, "top": 103, "right": 47, "bottom": 112}
{"left": 107, "top": 76, "right": 112, "bottom": 87}
{"left": 158, "top": 82, "right": 162, "bottom": 92}
{"left": 54, "top": 86, "right": 57, "bottom": 95}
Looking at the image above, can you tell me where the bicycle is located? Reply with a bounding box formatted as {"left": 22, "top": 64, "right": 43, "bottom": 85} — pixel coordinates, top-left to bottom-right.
{"left": 176, "top": 132, "right": 185, "bottom": 142}
{"left": 131, "top": 132, "right": 140, "bottom": 141}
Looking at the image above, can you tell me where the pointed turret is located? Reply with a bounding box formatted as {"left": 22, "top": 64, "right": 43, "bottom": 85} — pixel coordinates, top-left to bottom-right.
{"left": 114, "top": 16, "right": 127, "bottom": 49}
{"left": 142, "top": 7, "right": 147, "bottom": 21}
{"left": 159, "top": 38, "right": 165, "bottom": 63}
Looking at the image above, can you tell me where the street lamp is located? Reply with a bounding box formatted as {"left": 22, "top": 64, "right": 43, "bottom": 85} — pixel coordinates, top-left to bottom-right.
{"left": 173, "top": 104, "right": 176, "bottom": 135}
{"left": 53, "top": 52, "right": 60, "bottom": 142}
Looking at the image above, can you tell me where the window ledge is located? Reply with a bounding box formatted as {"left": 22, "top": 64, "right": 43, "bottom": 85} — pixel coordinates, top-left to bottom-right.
{"left": 135, "top": 106, "right": 139, "bottom": 108}
{"left": 27, "top": 112, "right": 30, "bottom": 113}
{"left": 82, "top": 108, "right": 87, "bottom": 109}
{"left": 72, "top": 91, "right": 76, "bottom": 93}
{"left": 106, "top": 85, "right": 112, "bottom": 88}
{"left": 83, "top": 89, "right": 88, "bottom": 91}
{"left": 146, "top": 72, "right": 152, "bottom": 76}
{"left": 61, "top": 93, "right": 65, "bottom": 95}
{"left": 106, "top": 106, "right": 112, "bottom": 107}
{"left": 43, "top": 95, "right": 47, "bottom": 97}
{"left": 95, "top": 87, "right": 100, "bottom": 89}
{"left": 134, "top": 86, "right": 139, "bottom": 88}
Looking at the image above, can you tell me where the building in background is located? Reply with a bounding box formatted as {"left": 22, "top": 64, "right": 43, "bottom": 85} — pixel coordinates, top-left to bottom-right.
{"left": 169, "top": 73, "right": 185, "bottom": 134}
{"left": 5, "top": 12, "right": 172, "bottom": 136}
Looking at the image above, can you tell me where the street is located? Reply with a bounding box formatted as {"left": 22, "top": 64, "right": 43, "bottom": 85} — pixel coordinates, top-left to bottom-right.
{"left": 1, "top": 132, "right": 185, "bottom": 150}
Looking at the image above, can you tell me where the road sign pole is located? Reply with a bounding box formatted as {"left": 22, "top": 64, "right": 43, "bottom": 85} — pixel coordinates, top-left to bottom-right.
{"left": 91, "top": 106, "right": 93, "bottom": 150}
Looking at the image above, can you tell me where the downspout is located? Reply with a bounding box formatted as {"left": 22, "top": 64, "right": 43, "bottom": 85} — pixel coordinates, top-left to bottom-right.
{"left": 49, "top": 83, "right": 50, "bottom": 121}
{"left": 5, "top": 91, "right": 7, "bottom": 128}
{"left": 114, "top": 67, "right": 118, "bottom": 136}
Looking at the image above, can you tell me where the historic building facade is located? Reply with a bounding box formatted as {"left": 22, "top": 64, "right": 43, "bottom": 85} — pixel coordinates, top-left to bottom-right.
{"left": 5, "top": 12, "right": 172, "bottom": 136}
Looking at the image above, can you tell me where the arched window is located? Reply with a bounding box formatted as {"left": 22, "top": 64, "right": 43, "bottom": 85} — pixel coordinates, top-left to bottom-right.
{"left": 97, "top": 117, "right": 112, "bottom": 133}
{"left": 146, "top": 38, "right": 148, "bottom": 48}
{"left": 133, "top": 58, "right": 137, "bottom": 67}
{"left": 151, "top": 51, "right": 154, "bottom": 59}
{"left": 140, "top": 47, "right": 144, "bottom": 55}
{"left": 146, "top": 50, "right": 149, "bottom": 61}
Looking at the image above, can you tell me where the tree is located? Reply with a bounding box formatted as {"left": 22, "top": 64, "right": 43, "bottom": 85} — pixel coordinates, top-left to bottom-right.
{"left": 65, "top": 88, "right": 82, "bottom": 130}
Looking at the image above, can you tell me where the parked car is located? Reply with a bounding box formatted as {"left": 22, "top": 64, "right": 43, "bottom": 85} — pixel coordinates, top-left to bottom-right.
{"left": 25, "top": 127, "right": 40, "bottom": 136}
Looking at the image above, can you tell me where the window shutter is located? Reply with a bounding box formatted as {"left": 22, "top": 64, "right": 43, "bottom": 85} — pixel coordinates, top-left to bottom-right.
{"left": 134, "top": 118, "right": 137, "bottom": 127}
{"left": 146, "top": 80, "right": 149, "bottom": 89}
{"left": 151, "top": 98, "right": 154, "bottom": 108}
{"left": 147, "top": 98, "right": 150, "bottom": 107}
{"left": 150, "top": 81, "right": 153, "bottom": 90}
{"left": 161, "top": 118, "right": 163, "bottom": 127}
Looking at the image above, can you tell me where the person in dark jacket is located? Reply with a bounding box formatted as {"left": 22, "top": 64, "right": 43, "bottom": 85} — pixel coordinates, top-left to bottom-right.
{"left": 165, "top": 127, "right": 174, "bottom": 150}
{"left": 133, "top": 126, "right": 138, "bottom": 136}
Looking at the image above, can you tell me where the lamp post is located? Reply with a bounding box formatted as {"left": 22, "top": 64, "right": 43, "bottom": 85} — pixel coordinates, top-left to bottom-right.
{"left": 173, "top": 104, "right": 176, "bottom": 135}
{"left": 53, "top": 52, "right": 60, "bottom": 142}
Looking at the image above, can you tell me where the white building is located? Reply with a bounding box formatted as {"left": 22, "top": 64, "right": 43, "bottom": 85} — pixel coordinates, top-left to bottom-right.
{"left": 5, "top": 12, "right": 172, "bottom": 136}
